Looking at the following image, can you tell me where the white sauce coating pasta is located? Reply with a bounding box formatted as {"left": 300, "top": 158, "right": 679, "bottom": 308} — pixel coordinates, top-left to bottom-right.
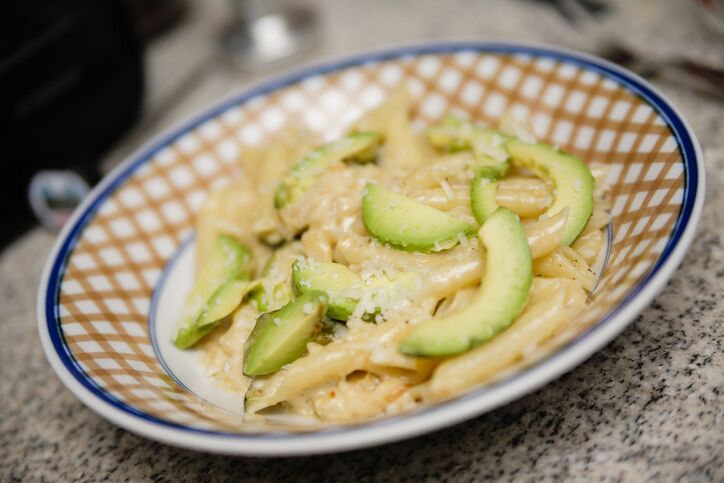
{"left": 191, "top": 95, "right": 609, "bottom": 425}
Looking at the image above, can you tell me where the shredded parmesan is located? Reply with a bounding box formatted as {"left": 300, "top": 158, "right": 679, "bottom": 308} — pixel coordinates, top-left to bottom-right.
{"left": 440, "top": 179, "right": 454, "bottom": 200}
{"left": 457, "top": 232, "right": 471, "bottom": 250}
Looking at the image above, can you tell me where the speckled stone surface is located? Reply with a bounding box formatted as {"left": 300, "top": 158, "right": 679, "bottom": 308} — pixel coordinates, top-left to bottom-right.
{"left": 1, "top": 0, "right": 723, "bottom": 481}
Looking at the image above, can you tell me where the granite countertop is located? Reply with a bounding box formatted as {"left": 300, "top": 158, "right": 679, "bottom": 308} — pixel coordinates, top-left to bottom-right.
{"left": 1, "top": 0, "right": 722, "bottom": 481}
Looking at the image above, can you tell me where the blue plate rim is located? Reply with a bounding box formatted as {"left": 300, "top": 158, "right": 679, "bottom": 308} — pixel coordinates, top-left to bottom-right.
{"left": 36, "top": 40, "right": 705, "bottom": 455}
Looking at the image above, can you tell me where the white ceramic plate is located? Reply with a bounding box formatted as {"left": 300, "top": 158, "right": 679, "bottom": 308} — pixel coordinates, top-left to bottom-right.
{"left": 38, "top": 42, "right": 704, "bottom": 455}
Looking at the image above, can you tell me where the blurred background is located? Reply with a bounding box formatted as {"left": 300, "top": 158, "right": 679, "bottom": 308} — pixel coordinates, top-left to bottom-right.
{"left": 1, "top": 0, "right": 723, "bottom": 250}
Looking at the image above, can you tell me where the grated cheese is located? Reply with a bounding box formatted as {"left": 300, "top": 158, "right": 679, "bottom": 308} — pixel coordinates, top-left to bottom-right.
{"left": 440, "top": 179, "right": 454, "bottom": 200}
{"left": 457, "top": 232, "right": 471, "bottom": 250}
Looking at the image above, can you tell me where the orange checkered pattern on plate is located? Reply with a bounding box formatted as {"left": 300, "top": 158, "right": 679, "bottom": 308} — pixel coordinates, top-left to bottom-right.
{"left": 56, "top": 52, "right": 685, "bottom": 432}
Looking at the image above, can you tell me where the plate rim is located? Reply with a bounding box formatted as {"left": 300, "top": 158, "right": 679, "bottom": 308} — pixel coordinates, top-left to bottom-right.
{"left": 36, "top": 40, "right": 706, "bottom": 456}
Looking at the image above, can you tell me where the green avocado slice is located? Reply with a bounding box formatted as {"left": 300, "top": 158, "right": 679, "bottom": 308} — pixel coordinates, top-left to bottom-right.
{"left": 173, "top": 235, "right": 253, "bottom": 349}
{"left": 197, "top": 279, "right": 260, "bottom": 327}
{"left": 470, "top": 167, "right": 501, "bottom": 225}
{"left": 173, "top": 323, "right": 217, "bottom": 351}
{"left": 243, "top": 291, "right": 328, "bottom": 376}
{"left": 193, "top": 235, "right": 253, "bottom": 302}
{"left": 428, "top": 115, "right": 511, "bottom": 176}
{"left": 292, "top": 259, "right": 422, "bottom": 321}
{"left": 274, "top": 132, "right": 381, "bottom": 209}
{"left": 362, "top": 183, "right": 475, "bottom": 252}
{"left": 400, "top": 207, "right": 533, "bottom": 357}
{"left": 249, "top": 242, "right": 304, "bottom": 312}
{"left": 292, "top": 260, "right": 360, "bottom": 320}
{"left": 175, "top": 279, "right": 259, "bottom": 350}
{"left": 506, "top": 140, "right": 594, "bottom": 245}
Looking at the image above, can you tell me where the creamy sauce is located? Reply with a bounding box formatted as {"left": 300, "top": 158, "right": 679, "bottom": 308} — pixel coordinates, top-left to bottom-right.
{"left": 189, "top": 96, "right": 609, "bottom": 425}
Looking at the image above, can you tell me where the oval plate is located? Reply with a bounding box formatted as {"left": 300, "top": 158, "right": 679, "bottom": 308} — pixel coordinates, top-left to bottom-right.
{"left": 37, "top": 42, "right": 704, "bottom": 456}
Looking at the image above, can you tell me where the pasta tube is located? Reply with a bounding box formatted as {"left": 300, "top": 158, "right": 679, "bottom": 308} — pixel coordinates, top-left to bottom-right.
{"left": 524, "top": 207, "right": 569, "bottom": 259}
{"left": 496, "top": 177, "right": 552, "bottom": 218}
{"left": 429, "top": 278, "right": 586, "bottom": 399}
{"left": 245, "top": 319, "right": 431, "bottom": 413}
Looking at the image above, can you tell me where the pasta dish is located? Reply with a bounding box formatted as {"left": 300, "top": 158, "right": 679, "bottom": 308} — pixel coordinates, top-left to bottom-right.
{"left": 173, "top": 87, "right": 610, "bottom": 424}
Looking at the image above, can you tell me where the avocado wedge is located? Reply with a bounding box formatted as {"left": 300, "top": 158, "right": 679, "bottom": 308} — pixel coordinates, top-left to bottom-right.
{"left": 400, "top": 208, "right": 532, "bottom": 357}
{"left": 173, "top": 324, "right": 217, "bottom": 351}
{"left": 274, "top": 132, "right": 381, "bottom": 209}
{"left": 292, "top": 259, "right": 422, "bottom": 321}
{"left": 197, "top": 279, "right": 260, "bottom": 327}
{"left": 362, "top": 183, "right": 475, "bottom": 252}
{"left": 291, "top": 260, "right": 360, "bottom": 320}
{"left": 506, "top": 140, "right": 594, "bottom": 245}
{"left": 470, "top": 167, "right": 502, "bottom": 225}
{"left": 173, "top": 235, "right": 253, "bottom": 349}
{"left": 249, "top": 242, "right": 304, "bottom": 312}
{"left": 243, "top": 291, "right": 328, "bottom": 376}
{"left": 191, "top": 235, "right": 253, "bottom": 304}
{"left": 428, "top": 115, "right": 511, "bottom": 176}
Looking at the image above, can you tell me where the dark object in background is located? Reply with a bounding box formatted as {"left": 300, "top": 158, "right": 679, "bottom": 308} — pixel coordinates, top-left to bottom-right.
{"left": 526, "top": 0, "right": 609, "bottom": 20}
{"left": 0, "top": 0, "right": 186, "bottom": 249}
{"left": 0, "top": 0, "right": 143, "bottom": 248}
{"left": 127, "top": 0, "right": 188, "bottom": 40}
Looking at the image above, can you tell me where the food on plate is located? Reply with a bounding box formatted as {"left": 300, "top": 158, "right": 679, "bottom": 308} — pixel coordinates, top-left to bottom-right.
{"left": 243, "top": 291, "right": 329, "bottom": 376}
{"left": 174, "top": 235, "right": 254, "bottom": 349}
{"left": 173, "top": 87, "right": 610, "bottom": 423}
{"left": 399, "top": 207, "right": 533, "bottom": 357}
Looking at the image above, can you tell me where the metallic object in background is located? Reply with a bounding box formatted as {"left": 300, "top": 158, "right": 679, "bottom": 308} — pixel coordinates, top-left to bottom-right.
{"left": 28, "top": 171, "right": 90, "bottom": 231}
{"left": 220, "top": 0, "right": 319, "bottom": 69}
